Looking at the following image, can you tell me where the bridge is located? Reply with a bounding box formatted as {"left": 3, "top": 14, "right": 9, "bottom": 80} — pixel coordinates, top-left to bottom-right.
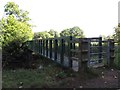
{"left": 26, "top": 36, "right": 115, "bottom": 72}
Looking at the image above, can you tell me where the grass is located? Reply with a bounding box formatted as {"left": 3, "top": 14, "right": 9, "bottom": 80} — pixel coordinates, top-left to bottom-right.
{"left": 3, "top": 67, "right": 65, "bottom": 88}
{"left": 2, "top": 53, "right": 102, "bottom": 88}
{"left": 2, "top": 54, "right": 74, "bottom": 88}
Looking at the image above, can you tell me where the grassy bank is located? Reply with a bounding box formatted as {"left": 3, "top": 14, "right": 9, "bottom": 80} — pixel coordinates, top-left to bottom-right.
{"left": 2, "top": 54, "right": 99, "bottom": 88}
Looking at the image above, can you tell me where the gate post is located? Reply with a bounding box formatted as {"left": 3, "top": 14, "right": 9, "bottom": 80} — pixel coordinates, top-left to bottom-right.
{"left": 98, "top": 36, "right": 102, "bottom": 63}
{"left": 46, "top": 39, "right": 48, "bottom": 57}
{"left": 60, "top": 39, "right": 65, "bottom": 65}
{"left": 79, "top": 38, "right": 89, "bottom": 72}
{"left": 49, "top": 39, "right": 52, "bottom": 59}
{"left": 68, "top": 36, "right": 73, "bottom": 68}
{"left": 107, "top": 39, "right": 115, "bottom": 67}
{"left": 54, "top": 39, "right": 58, "bottom": 62}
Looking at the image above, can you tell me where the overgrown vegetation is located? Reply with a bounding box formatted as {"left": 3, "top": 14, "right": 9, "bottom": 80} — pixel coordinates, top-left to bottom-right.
{"left": 114, "top": 44, "right": 120, "bottom": 69}
{"left": 113, "top": 24, "right": 120, "bottom": 69}
{"left": 1, "top": 2, "right": 33, "bottom": 68}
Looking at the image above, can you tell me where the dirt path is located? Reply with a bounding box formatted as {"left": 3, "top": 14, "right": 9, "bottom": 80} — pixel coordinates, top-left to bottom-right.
{"left": 79, "top": 68, "right": 119, "bottom": 88}
{"left": 51, "top": 67, "right": 120, "bottom": 88}
{"left": 83, "top": 69, "right": 120, "bottom": 88}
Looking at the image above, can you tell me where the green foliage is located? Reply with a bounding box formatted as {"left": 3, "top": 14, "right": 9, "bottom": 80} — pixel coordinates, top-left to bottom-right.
{"left": 34, "top": 26, "right": 84, "bottom": 39}
{"left": 114, "top": 46, "right": 120, "bottom": 69}
{"left": 39, "top": 31, "right": 51, "bottom": 39}
{"left": 1, "top": 2, "right": 33, "bottom": 68}
{"left": 34, "top": 31, "right": 50, "bottom": 39}
{"left": 114, "top": 24, "right": 120, "bottom": 44}
{"left": 4, "top": 2, "right": 31, "bottom": 22}
{"left": 101, "top": 35, "right": 114, "bottom": 40}
{"left": 48, "top": 29, "right": 59, "bottom": 38}
{"left": 1, "top": 15, "right": 33, "bottom": 47}
{"left": 114, "top": 24, "right": 120, "bottom": 69}
{"left": 60, "top": 26, "right": 85, "bottom": 38}
{"left": 34, "top": 30, "right": 59, "bottom": 39}
{"left": 4, "top": 2, "right": 20, "bottom": 16}
{"left": 55, "top": 71, "right": 67, "bottom": 79}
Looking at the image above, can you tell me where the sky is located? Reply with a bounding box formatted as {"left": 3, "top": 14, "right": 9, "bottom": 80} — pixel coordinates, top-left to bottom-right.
{"left": 0, "top": 0, "right": 119, "bottom": 37}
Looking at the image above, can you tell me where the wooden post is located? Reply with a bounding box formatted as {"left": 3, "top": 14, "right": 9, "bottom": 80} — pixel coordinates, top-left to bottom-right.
{"left": 43, "top": 40, "right": 45, "bottom": 55}
{"left": 88, "top": 39, "right": 91, "bottom": 66}
{"left": 37, "top": 39, "right": 39, "bottom": 53}
{"left": 38, "top": 40, "right": 40, "bottom": 53}
{"left": 39, "top": 40, "right": 41, "bottom": 54}
{"left": 60, "top": 39, "right": 65, "bottom": 65}
{"left": 98, "top": 37, "right": 102, "bottom": 63}
{"left": 35, "top": 39, "right": 37, "bottom": 53}
{"left": 80, "top": 38, "right": 89, "bottom": 72}
{"left": 40, "top": 40, "right": 43, "bottom": 54}
{"left": 78, "top": 39, "right": 82, "bottom": 71}
{"left": 107, "top": 39, "right": 115, "bottom": 67}
{"left": 31, "top": 41, "right": 32, "bottom": 50}
{"left": 46, "top": 39, "right": 48, "bottom": 57}
{"left": 33, "top": 40, "right": 35, "bottom": 51}
{"left": 49, "top": 39, "right": 52, "bottom": 59}
{"left": 73, "top": 43, "right": 76, "bottom": 57}
{"left": 54, "top": 39, "right": 58, "bottom": 62}
{"left": 69, "top": 36, "right": 73, "bottom": 68}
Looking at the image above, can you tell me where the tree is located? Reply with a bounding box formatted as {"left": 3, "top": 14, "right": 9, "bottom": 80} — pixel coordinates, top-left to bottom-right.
{"left": 33, "top": 30, "right": 59, "bottom": 39}
{"left": 1, "top": 2, "right": 33, "bottom": 68}
{"left": 60, "top": 26, "right": 85, "bottom": 38}
{"left": 114, "top": 23, "right": 120, "bottom": 44}
{"left": 34, "top": 32, "right": 40, "bottom": 39}
{"left": 60, "top": 29, "right": 70, "bottom": 37}
{"left": 48, "top": 29, "right": 59, "bottom": 38}
{"left": 114, "top": 23, "right": 120, "bottom": 69}
{"left": 38, "top": 31, "right": 51, "bottom": 39}
{"left": 33, "top": 31, "right": 50, "bottom": 39}
{"left": 1, "top": 15, "right": 33, "bottom": 47}
{"left": 4, "top": 2, "right": 30, "bottom": 22}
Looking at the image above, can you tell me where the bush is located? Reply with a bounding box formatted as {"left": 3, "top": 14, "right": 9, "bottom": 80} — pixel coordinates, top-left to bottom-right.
{"left": 1, "top": 2, "right": 33, "bottom": 68}
{"left": 114, "top": 45, "right": 120, "bottom": 69}
{"left": 2, "top": 41, "right": 33, "bottom": 69}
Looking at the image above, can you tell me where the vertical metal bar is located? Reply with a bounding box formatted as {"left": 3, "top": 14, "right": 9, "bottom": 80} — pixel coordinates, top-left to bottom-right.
{"left": 43, "top": 40, "right": 45, "bottom": 55}
{"left": 78, "top": 39, "right": 82, "bottom": 71}
{"left": 107, "top": 39, "right": 110, "bottom": 65}
{"left": 73, "top": 43, "right": 75, "bottom": 56}
{"left": 88, "top": 39, "right": 91, "bottom": 66}
{"left": 49, "top": 39, "right": 52, "bottom": 59}
{"left": 60, "top": 39, "right": 64, "bottom": 65}
{"left": 69, "top": 36, "right": 73, "bottom": 68}
{"left": 40, "top": 40, "right": 42, "bottom": 54}
{"left": 54, "top": 39, "right": 58, "bottom": 61}
{"left": 46, "top": 40, "right": 48, "bottom": 57}
{"left": 109, "top": 39, "right": 115, "bottom": 67}
{"left": 38, "top": 40, "right": 40, "bottom": 53}
{"left": 98, "top": 37, "right": 102, "bottom": 63}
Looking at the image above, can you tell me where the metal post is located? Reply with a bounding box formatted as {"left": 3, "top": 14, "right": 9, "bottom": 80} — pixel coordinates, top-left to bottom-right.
{"left": 98, "top": 37, "right": 102, "bottom": 63}
{"left": 69, "top": 36, "right": 73, "bottom": 68}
